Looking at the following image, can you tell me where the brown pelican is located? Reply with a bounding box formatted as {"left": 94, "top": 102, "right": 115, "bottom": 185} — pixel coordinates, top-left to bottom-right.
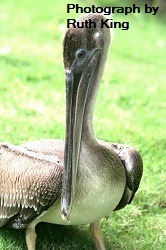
{"left": 0, "top": 13, "right": 143, "bottom": 250}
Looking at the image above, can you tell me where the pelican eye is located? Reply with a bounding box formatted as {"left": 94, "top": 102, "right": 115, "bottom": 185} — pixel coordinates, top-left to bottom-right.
{"left": 76, "top": 48, "right": 86, "bottom": 59}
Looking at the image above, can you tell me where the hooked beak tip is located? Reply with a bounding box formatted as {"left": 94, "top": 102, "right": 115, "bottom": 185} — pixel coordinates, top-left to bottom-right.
{"left": 61, "top": 208, "right": 70, "bottom": 222}
{"left": 61, "top": 197, "right": 71, "bottom": 222}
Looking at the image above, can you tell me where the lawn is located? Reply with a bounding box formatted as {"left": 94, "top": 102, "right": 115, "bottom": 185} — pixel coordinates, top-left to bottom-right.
{"left": 0, "top": 0, "right": 165, "bottom": 249}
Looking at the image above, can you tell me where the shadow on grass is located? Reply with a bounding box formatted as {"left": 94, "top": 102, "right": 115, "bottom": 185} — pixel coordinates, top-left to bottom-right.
{"left": 0, "top": 227, "right": 26, "bottom": 250}
{"left": 36, "top": 223, "right": 96, "bottom": 250}
{"left": 1, "top": 223, "right": 97, "bottom": 250}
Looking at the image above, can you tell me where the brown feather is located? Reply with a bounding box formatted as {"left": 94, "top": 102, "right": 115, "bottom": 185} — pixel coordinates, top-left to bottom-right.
{"left": 0, "top": 140, "right": 64, "bottom": 228}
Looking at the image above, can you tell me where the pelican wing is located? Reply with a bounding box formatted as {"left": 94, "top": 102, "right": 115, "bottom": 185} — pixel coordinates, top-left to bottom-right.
{"left": 0, "top": 141, "right": 63, "bottom": 228}
{"left": 111, "top": 143, "right": 143, "bottom": 210}
{"left": 21, "top": 139, "right": 64, "bottom": 159}
{"left": 98, "top": 140, "right": 143, "bottom": 210}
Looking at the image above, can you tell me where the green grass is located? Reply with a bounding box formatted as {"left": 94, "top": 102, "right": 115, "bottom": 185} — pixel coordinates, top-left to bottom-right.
{"left": 0, "top": 0, "right": 165, "bottom": 249}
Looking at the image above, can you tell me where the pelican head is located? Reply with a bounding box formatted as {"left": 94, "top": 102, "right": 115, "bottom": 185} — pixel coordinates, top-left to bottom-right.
{"left": 61, "top": 14, "right": 111, "bottom": 221}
